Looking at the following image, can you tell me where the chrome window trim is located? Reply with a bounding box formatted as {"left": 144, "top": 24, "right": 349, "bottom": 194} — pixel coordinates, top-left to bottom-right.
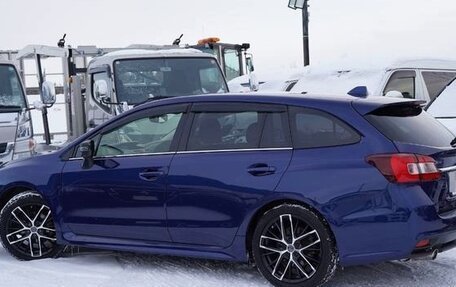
{"left": 176, "top": 147, "right": 293, "bottom": 155}
{"left": 67, "top": 148, "right": 293, "bottom": 161}
{"left": 68, "top": 151, "right": 175, "bottom": 161}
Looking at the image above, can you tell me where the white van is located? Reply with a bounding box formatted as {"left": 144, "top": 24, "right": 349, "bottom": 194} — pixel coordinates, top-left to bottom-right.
{"left": 290, "top": 59, "right": 456, "bottom": 102}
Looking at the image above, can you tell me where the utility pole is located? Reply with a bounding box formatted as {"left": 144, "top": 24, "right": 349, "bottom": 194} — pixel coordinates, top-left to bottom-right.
{"left": 302, "top": 0, "right": 310, "bottom": 66}
{"left": 288, "top": 0, "right": 311, "bottom": 66}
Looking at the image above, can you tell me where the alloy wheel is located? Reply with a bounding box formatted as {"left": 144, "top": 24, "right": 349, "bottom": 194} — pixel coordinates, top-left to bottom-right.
{"left": 258, "top": 214, "right": 322, "bottom": 283}
{"left": 5, "top": 203, "right": 57, "bottom": 258}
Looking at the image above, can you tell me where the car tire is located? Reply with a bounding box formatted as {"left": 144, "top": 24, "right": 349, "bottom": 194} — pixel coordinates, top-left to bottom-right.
{"left": 252, "top": 204, "right": 337, "bottom": 287}
{"left": 0, "top": 192, "right": 61, "bottom": 261}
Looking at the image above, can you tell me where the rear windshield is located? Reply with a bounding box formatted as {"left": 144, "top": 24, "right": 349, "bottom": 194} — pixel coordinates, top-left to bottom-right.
{"left": 365, "top": 104, "right": 455, "bottom": 147}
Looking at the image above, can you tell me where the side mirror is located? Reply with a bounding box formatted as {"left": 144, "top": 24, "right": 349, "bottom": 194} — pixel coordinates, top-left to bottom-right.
{"left": 40, "top": 81, "right": 56, "bottom": 105}
{"left": 80, "top": 140, "right": 95, "bottom": 169}
{"left": 94, "top": 80, "right": 109, "bottom": 103}
{"left": 385, "top": 90, "right": 404, "bottom": 98}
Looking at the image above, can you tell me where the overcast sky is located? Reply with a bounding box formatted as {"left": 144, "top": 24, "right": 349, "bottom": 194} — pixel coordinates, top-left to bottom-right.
{"left": 1, "top": 0, "right": 455, "bottom": 72}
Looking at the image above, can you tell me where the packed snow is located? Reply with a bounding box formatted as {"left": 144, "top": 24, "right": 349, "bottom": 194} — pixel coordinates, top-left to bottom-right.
{"left": 1, "top": 246, "right": 455, "bottom": 287}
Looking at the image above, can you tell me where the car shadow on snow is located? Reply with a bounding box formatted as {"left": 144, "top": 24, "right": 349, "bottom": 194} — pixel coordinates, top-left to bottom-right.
{"left": 61, "top": 248, "right": 456, "bottom": 287}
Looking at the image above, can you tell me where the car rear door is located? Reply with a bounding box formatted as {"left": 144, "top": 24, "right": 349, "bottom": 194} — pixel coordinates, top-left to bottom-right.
{"left": 166, "top": 102, "right": 293, "bottom": 248}
{"left": 60, "top": 104, "right": 188, "bottom": 244}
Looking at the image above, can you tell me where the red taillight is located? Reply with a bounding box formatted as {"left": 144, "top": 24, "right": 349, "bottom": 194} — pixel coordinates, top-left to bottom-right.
{"left": 367, "top": 153, "right": 441, "bottom": 183}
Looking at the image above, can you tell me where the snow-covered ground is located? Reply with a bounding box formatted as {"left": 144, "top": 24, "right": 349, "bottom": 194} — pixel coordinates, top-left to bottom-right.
{"left": 1, "top": 246, "right": 455, "bottom": 287}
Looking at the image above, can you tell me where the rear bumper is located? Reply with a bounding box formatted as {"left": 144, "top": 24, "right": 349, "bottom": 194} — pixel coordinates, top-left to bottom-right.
{"left": 410, "top": 209, "right": 456, "bottom": 259}
{"left": 411, "top": 230, "right": 456, "bottom": 259}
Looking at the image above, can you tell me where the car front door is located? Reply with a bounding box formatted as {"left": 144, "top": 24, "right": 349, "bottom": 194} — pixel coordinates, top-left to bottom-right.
{"left": 59, "top": 104, "right": 187, "bottom": 244}
{"left": 166, "top": 102, "right": 293, "bottom": 248}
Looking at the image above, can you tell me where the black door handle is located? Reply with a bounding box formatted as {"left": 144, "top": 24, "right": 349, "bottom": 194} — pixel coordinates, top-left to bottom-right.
{"left": 139, "top": 169, "right": 165, "bottom": 181}
{"left": 247, "top": 163, "right": 276, "bottom": 177}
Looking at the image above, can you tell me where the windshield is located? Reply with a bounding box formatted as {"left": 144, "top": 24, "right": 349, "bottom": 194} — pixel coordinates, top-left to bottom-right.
{"left": 113, "top": 57, "right": 228, "bottom": 105}
{"left": 0, "top": 64, "right": 26, "bottom": 109}
{"left": 427, "top": 79, "right": 456, "bottom": 118}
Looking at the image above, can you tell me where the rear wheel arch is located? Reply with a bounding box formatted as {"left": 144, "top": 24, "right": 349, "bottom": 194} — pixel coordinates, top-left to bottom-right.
{"left": 245, "top": 199, "right": 338, "bottom": 262}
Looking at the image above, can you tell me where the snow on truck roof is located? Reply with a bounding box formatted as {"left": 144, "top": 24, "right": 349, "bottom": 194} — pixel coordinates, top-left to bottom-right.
{"left": 89, "top": 48, "right": 213, "bottom": 67}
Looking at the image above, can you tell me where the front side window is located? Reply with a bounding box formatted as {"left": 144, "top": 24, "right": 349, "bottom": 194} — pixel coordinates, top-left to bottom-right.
{"left": 96, "top": 112, "right": 183, "bottom": 157}
{"left": 290, "top": 107, "right": 361, "bottom": 149}
{"left": 383, "top": 70, "right": 416, "bottom": 99}
{"left": 422, "top": 71, "right": 456, "bottom": 101}
{"left": 114, "top": 58, "right": 228, "bottom": 105}
{"left": 0, "top": 65, "right": 26, "bottom": 108}
{"left": 223, "top": 49, "right": 241, "bottom": 81}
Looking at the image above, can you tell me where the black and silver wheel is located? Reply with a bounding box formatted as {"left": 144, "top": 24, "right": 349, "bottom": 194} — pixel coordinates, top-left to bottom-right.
{"left": 0, "top": 192, "right": 61, "bottom": 260}
{"left": 252, "top": 204, "right": 337, "bottom": 287}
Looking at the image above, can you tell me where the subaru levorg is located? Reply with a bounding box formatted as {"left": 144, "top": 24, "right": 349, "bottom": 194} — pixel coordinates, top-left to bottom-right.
{"left": 0, "top": 93, "right": 455, "bottom": 287}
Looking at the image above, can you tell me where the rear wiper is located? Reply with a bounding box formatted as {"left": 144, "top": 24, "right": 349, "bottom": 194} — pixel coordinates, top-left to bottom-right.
{"left": 451, "top": 138, "right": 456, "bottom": 147}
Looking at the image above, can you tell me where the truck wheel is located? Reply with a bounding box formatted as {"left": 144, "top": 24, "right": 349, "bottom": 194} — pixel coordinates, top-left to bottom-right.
{"left": 252, "top": 204, "right": 337, "bottom": 287}
{"left": 0, "top": 192, "right": 61, "bottom": 260}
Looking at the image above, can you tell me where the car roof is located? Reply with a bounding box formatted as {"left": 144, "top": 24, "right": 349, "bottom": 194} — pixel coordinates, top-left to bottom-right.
{"left": 137, "top": 93, "right": 422, "bottom": 115}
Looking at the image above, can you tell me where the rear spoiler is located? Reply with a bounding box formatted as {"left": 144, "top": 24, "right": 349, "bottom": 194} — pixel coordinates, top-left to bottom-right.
{"left": 352, "top": 98, "right": 426, "bottom": 115}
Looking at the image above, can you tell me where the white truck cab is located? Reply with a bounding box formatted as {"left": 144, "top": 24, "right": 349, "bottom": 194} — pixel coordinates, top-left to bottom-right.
{"left": 84, "top": 48, "right": 228, "bottom": 130}
{"left": 0, "top": 60, "right": 34, "bottom": 164}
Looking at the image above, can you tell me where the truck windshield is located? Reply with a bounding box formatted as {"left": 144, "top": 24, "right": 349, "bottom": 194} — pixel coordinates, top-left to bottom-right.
{"left": 114, "top": 57, "right": 228, "bottom": 105}
{"left": 0, "top": 64, "right": 26, "bottom": 109}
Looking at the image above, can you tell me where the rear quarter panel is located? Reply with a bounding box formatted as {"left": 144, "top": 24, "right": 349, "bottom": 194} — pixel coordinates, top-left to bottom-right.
{"left": 272, "top": 105, "right": 417, "bottom": 266}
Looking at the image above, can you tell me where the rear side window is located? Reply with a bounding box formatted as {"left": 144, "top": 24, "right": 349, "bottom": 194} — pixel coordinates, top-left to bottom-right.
{"left": 289, "top": 107, "right": 361, "bottom": 149}
{"left": 186, "top": 110, "right": 290, "bottom": 151}
{"left": 422, "top": 71, "right": 456, "bottom": 101}
{"left": 365, "top": 105, "right": 454, "bottom": 147}
{"left": 261, "top": 113, "right": 291, "bottom": 148}
{"left": 187, "top": 111, "right": 260, "bottom": 151}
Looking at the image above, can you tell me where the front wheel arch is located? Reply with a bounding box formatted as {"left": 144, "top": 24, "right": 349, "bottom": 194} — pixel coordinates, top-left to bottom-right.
{"left": 0, "top": 185, "right": 37, "bottom": 213}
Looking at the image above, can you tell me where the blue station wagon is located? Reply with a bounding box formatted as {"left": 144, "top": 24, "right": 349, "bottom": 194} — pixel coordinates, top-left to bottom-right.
{"left": 0, "top": 93, "right": 456, "bottom": 287}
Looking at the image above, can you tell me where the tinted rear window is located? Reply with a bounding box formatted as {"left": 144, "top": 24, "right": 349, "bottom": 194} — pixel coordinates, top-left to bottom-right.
{"left": 366, "top": 105, "right": 455, "bottom": 147}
